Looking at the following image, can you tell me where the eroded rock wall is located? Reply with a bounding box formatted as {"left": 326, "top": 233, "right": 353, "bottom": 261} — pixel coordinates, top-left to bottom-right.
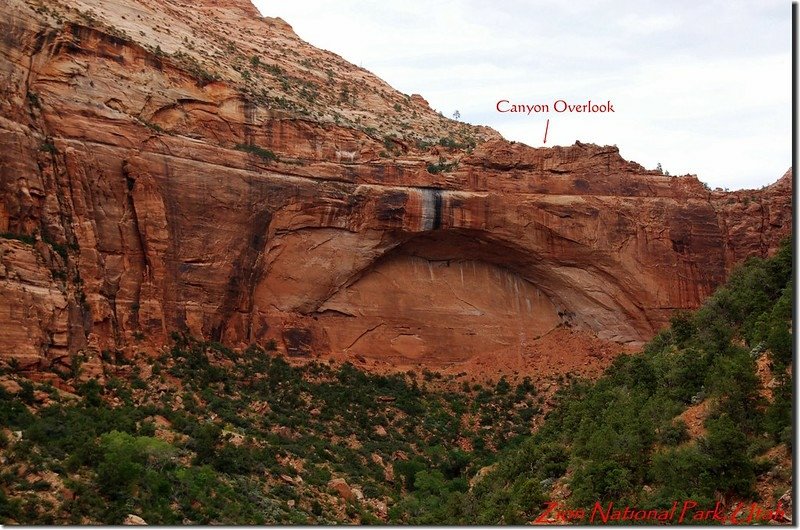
{"left": 0, "top": 0, "right": 792, "bottom": 370}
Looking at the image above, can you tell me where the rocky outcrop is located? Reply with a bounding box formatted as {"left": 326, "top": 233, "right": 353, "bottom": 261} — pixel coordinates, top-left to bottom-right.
{"left": 0, "top": 239, "right": 71, "bottom": 368}
{"left": 122, "top": 514, "right": 148, "bottom": 525}
{"left": 0, "top": 0, "right": 791, "bottom": 370}
{"left": 711, "top": 170, "right": 792, "bottom": 268}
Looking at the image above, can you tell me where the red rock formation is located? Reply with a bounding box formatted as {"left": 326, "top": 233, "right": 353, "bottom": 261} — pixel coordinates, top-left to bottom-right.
{"left": 711, "top": 170, "right": 792, "bottom": 268}
{"left": 0, "top": 0, "right": 791, "bottom": 372}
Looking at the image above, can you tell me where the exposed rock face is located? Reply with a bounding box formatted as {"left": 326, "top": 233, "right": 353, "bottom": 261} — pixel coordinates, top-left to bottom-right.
{"left": 0, "top": 0, "right": 792, "bottom": 370}
{"left": 0, "top": 240, "right": 71, "bottom": 367}
{"left": 122, "top": 514, "right": 147, "bottom": 525}
{"left": 711, "top": 170, "right": 792, "bottom": 267}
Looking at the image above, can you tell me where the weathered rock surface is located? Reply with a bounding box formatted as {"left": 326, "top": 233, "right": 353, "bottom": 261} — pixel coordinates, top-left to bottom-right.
{"left": 328, "top": 478, "right": 354, "bottom": 502}
{"left": 0, "top": 0, "right": 791, "bottom": 371}
{"left": 122, "top": 514, "right": 147, "bottom": 525}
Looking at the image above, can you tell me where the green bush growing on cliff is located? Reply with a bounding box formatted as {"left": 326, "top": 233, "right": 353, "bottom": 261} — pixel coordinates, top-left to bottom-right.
{"left": 426, "top": 160, "right": 457, "bottom": 174}
{"left": 235, "top": 143, "right": 277, "bottom": 161}
{"left": 0, "top": 232, "right": 36, "bottom": 245}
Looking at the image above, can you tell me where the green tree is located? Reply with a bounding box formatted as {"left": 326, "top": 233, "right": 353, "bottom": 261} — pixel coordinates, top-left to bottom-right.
{"left": 701, "top": 415, "right": 755, "bottom": 498}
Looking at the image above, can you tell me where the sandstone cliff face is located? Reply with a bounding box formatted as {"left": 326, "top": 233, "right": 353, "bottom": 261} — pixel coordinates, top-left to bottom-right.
{"left": 0, "top": 0, "right": 792, "bottom": 371}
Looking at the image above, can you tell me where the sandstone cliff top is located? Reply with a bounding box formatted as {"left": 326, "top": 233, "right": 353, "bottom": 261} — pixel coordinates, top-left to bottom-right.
{"left": 19, "top": 0, "right": 498, "bottom": 148}
{"left": 11, "top": 0, "right": 790, "bottom": 192}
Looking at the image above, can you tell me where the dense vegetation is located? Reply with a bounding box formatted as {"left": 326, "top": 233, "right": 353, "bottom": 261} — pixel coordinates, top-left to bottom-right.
{"left": 0, "top": 239, "right": 791, "bottom": 524}
{"left": 0, "top": 337, "right": 541, "bottom": 524}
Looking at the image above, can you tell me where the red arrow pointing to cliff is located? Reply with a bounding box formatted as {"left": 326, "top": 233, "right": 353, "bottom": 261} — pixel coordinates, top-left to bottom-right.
{"left": 543, "top": 118, "right": 550, "bottom": 144}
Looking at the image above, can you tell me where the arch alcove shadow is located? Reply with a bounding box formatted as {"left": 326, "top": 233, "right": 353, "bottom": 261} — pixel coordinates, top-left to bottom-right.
{"left": 311, "top": 227, "right": 652, "bottom": 363}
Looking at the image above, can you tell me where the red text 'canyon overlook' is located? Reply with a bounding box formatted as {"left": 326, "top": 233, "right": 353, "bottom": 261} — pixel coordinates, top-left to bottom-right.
{"left": 496, "top": 99, "right": 615, "bottom": 114}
